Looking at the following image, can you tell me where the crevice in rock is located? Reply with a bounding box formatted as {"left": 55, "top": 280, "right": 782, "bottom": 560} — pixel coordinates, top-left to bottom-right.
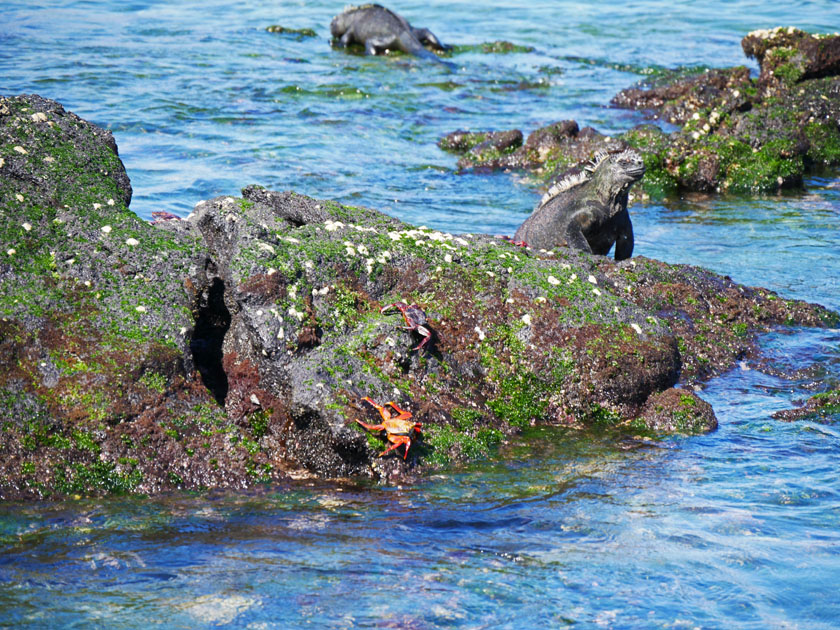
{"left": 190, "top": 277, "right": 231, "bottom": 405}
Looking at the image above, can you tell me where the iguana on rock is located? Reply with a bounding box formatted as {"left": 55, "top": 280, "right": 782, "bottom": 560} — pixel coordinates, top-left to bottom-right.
{"left": 514, "top": 148, "right": 645, "bottom": 260}
{"left": 330, "top": 4, "right": 450, "bottom": 63}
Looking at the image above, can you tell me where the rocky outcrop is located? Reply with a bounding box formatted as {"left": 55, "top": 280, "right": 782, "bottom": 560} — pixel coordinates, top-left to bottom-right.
{"left": 2, "top": 94, "right": 837, "bottom": 500}
{"left": 742, "top": 27, "right": 840, "bottom": 87}
{"left": 442, "top": 28, "right": 840, "bottom": 197}
{"left": 772, "top": 390, "right": 840, "bottom": 422}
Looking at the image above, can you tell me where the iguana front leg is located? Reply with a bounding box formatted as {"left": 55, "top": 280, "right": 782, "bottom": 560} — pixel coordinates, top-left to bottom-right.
{"left": 613, "top": 208, "right": 634, "bottom": 261}
{"left": 338, "top": 30, "right": 354, "bottom": 48}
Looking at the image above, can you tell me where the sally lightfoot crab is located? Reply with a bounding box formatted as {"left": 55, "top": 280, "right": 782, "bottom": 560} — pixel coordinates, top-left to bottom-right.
{"left": 356, "top": 396, "right": 422, "bottom": 459}
{"left": 381, "top": 301, "right": 433, "bottom": 351}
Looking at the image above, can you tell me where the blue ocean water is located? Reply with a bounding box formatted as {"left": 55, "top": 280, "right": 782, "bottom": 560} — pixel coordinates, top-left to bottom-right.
{"left": 2, "top": 1, "right": 840, "bottom": 627}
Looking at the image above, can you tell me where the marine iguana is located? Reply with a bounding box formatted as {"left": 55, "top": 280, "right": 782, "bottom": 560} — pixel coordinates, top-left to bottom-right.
{"left": 330, "top": 4, "right": 450, "bottom": 63}
{"left": 513, "top": 148, "right": 645, "bottom": 261}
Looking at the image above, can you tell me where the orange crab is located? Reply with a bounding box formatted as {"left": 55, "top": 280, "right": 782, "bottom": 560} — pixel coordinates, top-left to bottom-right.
{"left": 356, "top": 396, "right": 422, "bottom": 459}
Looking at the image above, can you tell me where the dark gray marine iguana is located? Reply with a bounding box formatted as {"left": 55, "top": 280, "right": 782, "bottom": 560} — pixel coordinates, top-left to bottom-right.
{"left": 513, "top": 148, "right": 645, "bottom": 261}
{"left": 330, "top": 4, "right": 451, "bottom": 64}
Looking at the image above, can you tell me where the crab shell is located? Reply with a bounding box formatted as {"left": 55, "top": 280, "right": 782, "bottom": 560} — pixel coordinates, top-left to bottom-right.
{"left": 382, "top": 417, "right": 422, "bottom": 437}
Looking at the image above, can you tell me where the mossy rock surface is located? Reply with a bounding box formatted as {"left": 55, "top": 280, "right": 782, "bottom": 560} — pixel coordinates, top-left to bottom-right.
{"left": 2, "top": 94, "right": 837, "bottom": 498}
{"left": 441, "top": 27, "right": 840, "bottom": 198}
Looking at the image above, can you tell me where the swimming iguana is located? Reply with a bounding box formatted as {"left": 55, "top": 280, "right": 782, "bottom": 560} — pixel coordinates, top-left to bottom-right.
{"left": 514, "top": 148, "right": 645, "bottom": 260}
{"left": 330, "top": 4, "right": 450, "bottom": 62}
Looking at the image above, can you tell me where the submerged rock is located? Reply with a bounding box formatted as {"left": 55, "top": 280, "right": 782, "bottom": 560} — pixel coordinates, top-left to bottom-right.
{"left": 443, "top": 27, "right": 840, "bottom": 197}
{"left": 1, "top": 95, "right": 837, "bottom": 499}
{"left": 447, "top": 41, "right": 535, "bottom": 55}
{"left": 265, "top": 25, "right": 318, "bottom": 39}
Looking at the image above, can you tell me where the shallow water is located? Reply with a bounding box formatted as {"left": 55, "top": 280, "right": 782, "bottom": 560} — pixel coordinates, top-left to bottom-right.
{"left": 3, "top": 1, "right": 840, "bottom": 628}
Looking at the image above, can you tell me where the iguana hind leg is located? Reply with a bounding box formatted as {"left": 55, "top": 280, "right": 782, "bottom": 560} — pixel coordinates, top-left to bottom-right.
{"left": 365, "top": 36, "right": 399, "bottom": 55}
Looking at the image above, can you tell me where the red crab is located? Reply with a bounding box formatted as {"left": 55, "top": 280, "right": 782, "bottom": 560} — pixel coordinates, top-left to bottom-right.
{"left": 356, "top": 397, "right": 422, "bottom": 459}
{"left": 381, "top": 301, "right": 433, "bottom": 351}
{"left": 500, "top": 234, "right": 528, "bottom": 247}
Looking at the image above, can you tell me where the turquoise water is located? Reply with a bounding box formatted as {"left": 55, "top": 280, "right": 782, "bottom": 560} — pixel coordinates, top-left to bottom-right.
{"left": 2, "top": 1, "right": 840, "bottom": 627}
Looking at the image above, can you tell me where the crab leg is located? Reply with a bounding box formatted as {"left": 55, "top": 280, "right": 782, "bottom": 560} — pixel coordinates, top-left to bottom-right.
{"left": 380, "top": 435, "right": 412, "bottom": 459}
{"left": 355, "top": 419, "right": 385, "bottom": 431}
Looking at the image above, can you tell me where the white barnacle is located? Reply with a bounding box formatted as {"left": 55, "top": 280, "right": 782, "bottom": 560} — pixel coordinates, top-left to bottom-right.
{"left": 587, "top": 274, "right": 597, "bottom": 285}
{"left": 258, "top": 242, "right": 275, "bottom": 255}
{"left": 179, "top": 327, "right": 187, "bottom": 336}
{"left": 506, "top": 297, "right": 514, "bottom": 304}
{"left": 568, "top": 273, "right": 577, "bottom": 283}
{"left": 444, "top": 254, "right": 452, "bottom": 263}
{"left": 107, "top": 198, "right": 115, "bottom": 206}
{"left": 486, "top": 271, "right": 495, "bottom": 278}
{"left": 592, "top": 287, "right": 601, "bottom": 296}
{"left": 30, "top": 112, "right": 47, "bottom": 122}
{"left": 691, "top": 112, "right": 701, "bottom": 120}
{"left": 691, "top": 131, "right": 701, "bottom": 140}
{"left": 388, "top": 231, "right": 402, "bottom": 241}
{"left": 547, "top": 275, "right": 560, "bottom": 285}
{"left": 474, "top": 326, "right": 485, "bottom": 341}
{"left": 345, "top": 245, "right": 356, "bottom": 257}
{"left": 631, "top": 323, "right": 643, "bottom": 335}
{"left": 535, "top": 296, "right": 547, "bottom": 304}
{"left": 365, "top": 257, "right": 374, "bottom": 274}
{"left": 522, "top": 313, "right": 532, "bottom": 326}
{"left": 277, "top": 328, "right": 285, "bottom": 340}
{"left": 125, "top": 237, "right": 139, "bottom": 246}
{"left": 93, "top": 203, "right": 102, "bottom": 210}
{"left": 0, "top": 158, "right": 4, "bottom": 167}
{"left": 135, "top": 305, "right": 147, "bottom": 313}
{"left": 454, "top": 237, "right": 469, "bottom": 247}
{"left": 22, "top": 222, "right": 31, "bottom": 231}
{"left": 267, "top": 267, "right": 277, "bottom": 276}
{"left": 284, "top": 237, "right": 301, "bottom": 244}
{"left": 357, "top": 244, "right": 369, "bottom": 255}
{"left": 15, "top": 193, "right": 24, "bottom": 202}
{"left": 6, "top": 248, "right": 15, "bottom": 256}
{"left": 13, "top": 146, "right": 27, "bottom": 154}
{"left": 100, "top": 225, "right": 112, "bottom": 234}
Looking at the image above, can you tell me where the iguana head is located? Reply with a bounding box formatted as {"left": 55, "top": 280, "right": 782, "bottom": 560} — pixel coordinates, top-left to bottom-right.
{"left": 540, "top": 148, "right": 645, "bottom": 208}
{"left": 589, "top": 148, "right": 645, "bottom": 199}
